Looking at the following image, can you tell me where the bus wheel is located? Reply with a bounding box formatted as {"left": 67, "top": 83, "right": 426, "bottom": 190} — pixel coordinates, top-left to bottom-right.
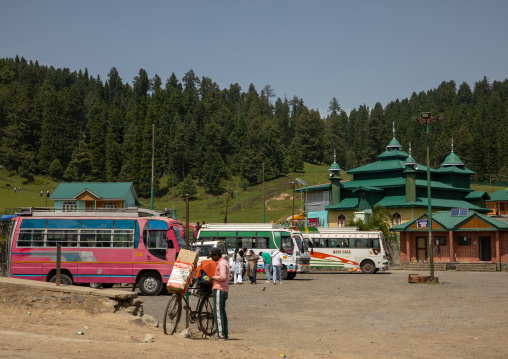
{"left": 89, "top": 283, "right": 102, "bottom": 289}
{"left": 280, "top": 267, "right": 288, "bottom": 280}
{"left": 49, "top": 274, "right": 73, "bottom": 285}
{"left": 287, "top": 272, "right": 296, "bottom": 280}
{"left": 139, "top": 272, "right": 163, "bottom": 296}
{"left": 360, "top": 260, "right": 376, "bottom": 274}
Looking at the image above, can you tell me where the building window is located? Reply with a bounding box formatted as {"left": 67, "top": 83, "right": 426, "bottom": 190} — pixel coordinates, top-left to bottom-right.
{"left": 338, "top": 214, "right": 346, "bottom": 227}
{"left": 458, "top": 236, "right": 471, "bottom": 246}
{"left": 435, "top": 236, "right": 446, "bottom": 246}
{"left": 62, "top": 202, "right": 77, "bottom": 212}
{"left": 102, "top": 202, "right": 118, "bottom": 209}
{"left": 392, "top": 212, "right": 402, "bottom": 225}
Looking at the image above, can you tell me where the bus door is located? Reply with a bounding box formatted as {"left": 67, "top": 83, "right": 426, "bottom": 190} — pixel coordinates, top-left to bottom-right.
{"left": 143, "top": 221, "right": 170, "bottom": 262}
{"left": 166, "top": 226, "right": 181, "bottom": 263}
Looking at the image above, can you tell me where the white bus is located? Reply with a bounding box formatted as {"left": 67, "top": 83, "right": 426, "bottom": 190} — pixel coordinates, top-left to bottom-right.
{"left": 301, "top": 227, "right": 389, "bottom": 274}
{"left": 196, "top": 223, "right": 310, "bottom": 280}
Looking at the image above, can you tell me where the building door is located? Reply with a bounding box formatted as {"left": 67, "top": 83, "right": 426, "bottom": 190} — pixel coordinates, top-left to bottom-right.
{"left": 479, "top": 236, "right": 491, "bottom": 261}
{"left": 416, "top": 237, "right": 427, "bottom": 261}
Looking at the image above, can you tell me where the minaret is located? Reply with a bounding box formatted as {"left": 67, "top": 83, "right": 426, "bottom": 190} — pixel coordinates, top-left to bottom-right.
{"left": 403, "top": 142, "right": 417, "bottom": 202}
{"left": 328, "top": 149, "right": 342, "bottom": 205}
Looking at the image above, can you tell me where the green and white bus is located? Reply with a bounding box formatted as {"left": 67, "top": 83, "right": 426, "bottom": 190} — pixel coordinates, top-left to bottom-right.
{"left": 196, "top": 223, "right": 311, "bottom": 280}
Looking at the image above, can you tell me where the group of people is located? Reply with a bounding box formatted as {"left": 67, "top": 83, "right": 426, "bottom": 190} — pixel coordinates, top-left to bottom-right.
{"left": 231, "top": 247, "right": 284, "bottom": 285}
{"left": 203, "top": 246, "right": 286, "bottom": 341}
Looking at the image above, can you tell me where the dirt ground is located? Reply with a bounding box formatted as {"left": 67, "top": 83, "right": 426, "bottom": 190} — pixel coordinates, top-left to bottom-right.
{"left": 1, "top": 270, "right": 507, "bottom": 359}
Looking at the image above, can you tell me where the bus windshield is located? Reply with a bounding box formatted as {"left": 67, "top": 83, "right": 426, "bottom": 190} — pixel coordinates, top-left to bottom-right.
{"left": 294, "top": 233, "right": 305, "bottom": 253}
{"left": 173, "top": 227, "right": 186, "bottom": 249}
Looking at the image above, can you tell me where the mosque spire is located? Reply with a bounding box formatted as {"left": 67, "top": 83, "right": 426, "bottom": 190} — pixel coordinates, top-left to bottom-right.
{"left": 393, "top": 122, "right": 395, "bottom": 138}
{"left": 451, "top": 138, "right": 454, "bottom": 153}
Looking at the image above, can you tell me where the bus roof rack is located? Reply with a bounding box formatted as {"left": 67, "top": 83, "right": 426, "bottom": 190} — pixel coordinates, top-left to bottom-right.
{"left": 16, "top": 207, "right": 167, "bottom": 218}
{"left": 203, "top": 223, "right": 280, "bottom": 229}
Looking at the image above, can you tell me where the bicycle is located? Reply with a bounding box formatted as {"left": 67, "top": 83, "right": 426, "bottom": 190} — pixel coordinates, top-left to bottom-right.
{"left": 163, "top": 280, "right": 216, "bottom": 337}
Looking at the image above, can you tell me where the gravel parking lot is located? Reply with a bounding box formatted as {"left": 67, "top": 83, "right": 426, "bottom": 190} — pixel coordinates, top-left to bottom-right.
{"left": 1, "top": 269, "right": 507, "bottom": 358}
{"left": 138, "top": 269, "right": 508, "bottom": 358}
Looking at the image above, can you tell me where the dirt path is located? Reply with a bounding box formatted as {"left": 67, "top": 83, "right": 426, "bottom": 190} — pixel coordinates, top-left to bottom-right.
{"left": 1, "top": 270, "right": 507, "bottom": 358}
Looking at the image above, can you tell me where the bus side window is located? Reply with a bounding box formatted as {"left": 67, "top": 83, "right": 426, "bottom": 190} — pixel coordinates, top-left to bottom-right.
{"left": 320, "top": 238, "right": 328, "bottom": 248}
{"left": 312, "top": 238, "right": 320, "bottom": 248}
{"left": 329, "top": 238, "right": 340, "bottom": 248}
{"left": 17, "top": 230, "right": 32, "bottom": 247}
{"left": 33, "top": 231, "right": 44, "bottom": 247}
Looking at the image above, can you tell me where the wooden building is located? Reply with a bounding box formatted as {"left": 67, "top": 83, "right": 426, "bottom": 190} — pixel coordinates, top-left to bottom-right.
{"left": 486, "top": 189, "right": 508, "bottom": 215}
{"left": 50, "top": 182, "right": 141, "bottom": 211}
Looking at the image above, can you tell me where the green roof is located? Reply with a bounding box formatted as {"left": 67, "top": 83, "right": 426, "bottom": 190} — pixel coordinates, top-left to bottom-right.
{"left": 464, "top": 191, "right": 490, "bottom": 200}
{"left": 328, "top": 162, "right": 341, "bottom": 172}
{"left": 376, "top": 196, "right": 490, "bottom": 212}
{"left": 348, "top": 159, "right": 436, "bottom": 175}
{"left": 325, "top": 197, "right": 359, "bottom": 210}
{"left": 51, "top": 182, "right": 139, "bottom": 202}
{"left": 486, "top": 189, "right": 508, "bottom": 202}
{"left": 390, "top": 210, "right": 508, "bottom": 232}
{"left": 414, "top": 179, "right": 472, "bottom": 192}
{"left": 377, "top": 149, "right": 409, "bottom": 161}
{"left": 342, "top": 177, "right": 405, "bottom": 190}
{"left": 348, "top": 160, "right": 405, "bottom": 174}
{"left": 435, "top": 166, "right": 475, "bottom": 175}
{"left": 441, "top": 151, "right": 464, "bottom": 166}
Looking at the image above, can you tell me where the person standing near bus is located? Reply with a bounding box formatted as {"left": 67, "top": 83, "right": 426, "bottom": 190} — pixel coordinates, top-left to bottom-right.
{"left": 246, "top": 250, "right": 259, "bottom": 284}
{"left": 260, "top": 251, "right": 271, "bottom": 283}
{"left": 232, "top": 248, "right": 244, "bottom": 284}
{"left": 271, "top": 249, "right": 283, "bottom": 284}
{"left": 209, "top": 247, "right": 230, "bottom": 340}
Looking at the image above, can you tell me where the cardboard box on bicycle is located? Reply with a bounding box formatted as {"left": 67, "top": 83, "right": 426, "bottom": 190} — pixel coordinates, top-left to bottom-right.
{"left": 176, "top": 248, "right": 199, "bottom": 267}
{"left": 166, "top": 249, "right": 199, "bottom": 293}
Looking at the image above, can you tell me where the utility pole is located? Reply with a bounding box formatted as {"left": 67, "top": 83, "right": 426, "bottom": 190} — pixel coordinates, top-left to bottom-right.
{"left": 150, "top": 124, "right": 155, "bottom": 210}
{"left": 412, "top": 112, "right": 442, "bottom": 282}
{"left": 262, "top": 162, "right": 265, "bottom": 223}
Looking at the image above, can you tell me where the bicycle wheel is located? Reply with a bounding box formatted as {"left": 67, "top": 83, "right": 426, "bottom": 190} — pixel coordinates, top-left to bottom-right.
{"left": 197, "top": 293, "right": 216, "bottom": 336}
{"left": 163, "top": 293, "right": 182, "bottom": 335}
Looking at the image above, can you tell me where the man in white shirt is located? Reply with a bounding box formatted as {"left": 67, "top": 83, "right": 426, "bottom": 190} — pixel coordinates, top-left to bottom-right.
{"left": 271, "top": 249, "right": 284, "bottom": 284}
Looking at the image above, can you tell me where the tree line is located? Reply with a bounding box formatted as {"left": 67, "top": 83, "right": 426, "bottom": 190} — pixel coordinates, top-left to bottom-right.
{"left": 1, "top": 56, "right": 507, "bottom": 197}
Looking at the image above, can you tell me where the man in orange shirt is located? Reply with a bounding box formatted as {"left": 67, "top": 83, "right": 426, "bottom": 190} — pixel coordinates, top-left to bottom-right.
{"left": 209, "top": 247, "right": 230, "bottom": 339}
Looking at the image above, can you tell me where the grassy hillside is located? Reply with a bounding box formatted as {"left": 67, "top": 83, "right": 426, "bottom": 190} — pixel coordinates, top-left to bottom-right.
{"left": 0, "top": 163, "right": 340, "bottom": 223}
{"left": 0, "top": 164, "right": 504, "bottom": 223}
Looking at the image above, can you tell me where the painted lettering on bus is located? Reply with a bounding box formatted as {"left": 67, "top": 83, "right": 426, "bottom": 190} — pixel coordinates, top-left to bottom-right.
{"left": 332, "top": 249, "right": 351, "bottom": 254}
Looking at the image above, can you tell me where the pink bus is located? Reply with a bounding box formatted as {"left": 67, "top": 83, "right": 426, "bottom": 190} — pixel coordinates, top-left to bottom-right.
{"left": 6, "top": 208, "right": 194, "bottom": 296}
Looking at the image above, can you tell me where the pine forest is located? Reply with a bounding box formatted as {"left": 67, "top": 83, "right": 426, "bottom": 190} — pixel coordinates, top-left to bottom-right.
{"left": 1, "top": 56, "right": 508, "bottom": 198}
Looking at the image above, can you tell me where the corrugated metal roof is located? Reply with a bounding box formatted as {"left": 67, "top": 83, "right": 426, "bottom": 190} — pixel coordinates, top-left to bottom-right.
{"left": 390, "top": 210, "right": 508, "bottom": 231}
{"left": 51, "top": 182, "right": 138, "bottom": 201}
{"left": 325, "top": 197, "right": 359, "bottom": 210}
{"left": 464, "top": 191, "right": 490, "bottom": 200}
{"left": 375, "top": 196, "right": 489, "bottom": 212}
{"left": 487, "top": 189, "right": 508, "bottom": 202}
{"left": 435, "top": 166, "right": 475, "bottom": 175}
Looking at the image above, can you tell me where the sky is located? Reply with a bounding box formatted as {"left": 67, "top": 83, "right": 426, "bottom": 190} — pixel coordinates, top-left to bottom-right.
{"left": 1, "top": 1, "right": 508, "bottom": 115}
